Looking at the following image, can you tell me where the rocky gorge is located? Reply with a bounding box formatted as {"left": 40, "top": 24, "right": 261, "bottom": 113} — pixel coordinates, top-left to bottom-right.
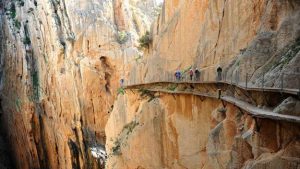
{"left": 0, "top": 0, "right": 299, "bottom": 169}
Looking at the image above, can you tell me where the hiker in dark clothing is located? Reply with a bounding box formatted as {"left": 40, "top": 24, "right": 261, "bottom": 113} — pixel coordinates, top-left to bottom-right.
{"left": 195, "top": 68, "right": 200, "bottom": 81}
{"left": 120, "top": 79, "right": 124, "bottom": 87}
{"left": 189, "top": 69, "right": 194, "bottom": 81}
{"left": 175, "top": 70, "right": 181, "bottom": 81}
{"left": 217, "top": 66, "right": 222, "bottom": 81}
{"left": 178, "top": 71, "right": 182, "bottom": 81}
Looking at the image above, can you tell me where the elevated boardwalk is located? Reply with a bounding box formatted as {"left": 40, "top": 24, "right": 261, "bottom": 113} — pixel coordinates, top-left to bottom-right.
{"left": 124, "top": 82, "right": 300, "bottom": 124}
{"left": 125, "top": 80, "right": 300, "bottom": 96}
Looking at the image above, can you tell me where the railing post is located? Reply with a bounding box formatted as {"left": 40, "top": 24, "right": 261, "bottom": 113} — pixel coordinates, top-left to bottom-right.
{"left": 262, "top": 72, "right": 264, "bottom": 91}
{"left": 235, "top": 72, "right": 238, "bottom": 85}
{"left": 231, "top": 71, "right": 233, "bottom": 85}
{"left": 246, "top": 73, "right": 248, "bottom": 89}
{"left": 281, "top": 73, "right": 284, "bottom": 93}
{"left": 217, "top": 89, "right": 221, "bottom": 99}
{"left": 298, "top": 74, "right": 300, "bottom": 98}
{"left": 237, "top": 71, "right": 239, "bottom": 85}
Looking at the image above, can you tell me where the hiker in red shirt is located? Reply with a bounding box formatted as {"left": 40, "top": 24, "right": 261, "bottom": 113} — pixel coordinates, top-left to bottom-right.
{"left": 189, "top": 68, "right": 194, "bottom": 81}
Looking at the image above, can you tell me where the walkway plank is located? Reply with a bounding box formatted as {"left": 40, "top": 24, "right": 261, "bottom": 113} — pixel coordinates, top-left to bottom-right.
{"left": 222, "top": 96, "right": 300, "bottom": 123}
{"left": 131, "top": 88, "right": 300, "bottom": 123}
{"left": 125, "top": 81, "right": 300, "bottom": 96}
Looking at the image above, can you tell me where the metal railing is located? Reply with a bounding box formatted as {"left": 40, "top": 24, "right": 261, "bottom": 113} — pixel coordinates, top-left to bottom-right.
{"left": 124, "top": 70, "right": 300, "bottom": 95}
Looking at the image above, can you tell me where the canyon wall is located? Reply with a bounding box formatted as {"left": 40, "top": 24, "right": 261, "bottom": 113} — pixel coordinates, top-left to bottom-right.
{"left": 105, "top": 0, "right": 300, "bottom": 169}
{"left": 0, "top": 0, "right": 299, "bottom": 169}
{"left": 0, "top": 0, "right": 158, "bottom": 168}
{"left": 129, "top": 0, "right": 300, "bottom": 87}
{"left": 106, "top": 91, "right": 300, "bottom": 169}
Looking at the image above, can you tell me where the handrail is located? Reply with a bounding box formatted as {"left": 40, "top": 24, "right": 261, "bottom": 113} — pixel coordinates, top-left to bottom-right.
{"left": 125, "top": 80, "right": 299, "bottom": 96}
{"left": 124, "top": 72, "right": 300, "bottom": 96}
{"left": 127, "top": 88, "right": 300, "bottom": 123}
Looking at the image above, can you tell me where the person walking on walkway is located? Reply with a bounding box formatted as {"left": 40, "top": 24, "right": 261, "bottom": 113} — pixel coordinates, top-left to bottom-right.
{"left": 120, "top": 78, "right": 124, "bottom": 87}
{"left": 174, "top": 71, "right": 177, "bottom": 81}
{"left": 175, "top": 70, "right": 180, "bottom": 81}
{"left": 178, "top": 70, "right": 182, "bottom": 81}
{"left": 189, "top": 68, "right": 194, "bottom": 81}
{"left": 217, "top": 66, "right": 222, "bottom": 81}
{"left": 195, "top": 68, "right": 200, "bottom": 81}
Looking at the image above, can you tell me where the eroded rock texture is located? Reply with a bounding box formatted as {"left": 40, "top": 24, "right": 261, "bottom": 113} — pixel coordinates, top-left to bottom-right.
{"left": 105, "top": 0, "right": 300, "bottom": 169}
{"left": 0, "top": 0, "right": 299, "bottom": 169}
{"left": 106, "top": 92, "right": 300, "bottom": 169}
{"left": 0, "top": 0, "right": 158, "bottom": 168}
{"left": 130, "top": 0, "right": 300, "bottom": 87}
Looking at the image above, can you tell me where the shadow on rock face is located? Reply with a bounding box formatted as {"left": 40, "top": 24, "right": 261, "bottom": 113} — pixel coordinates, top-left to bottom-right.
{"left": 0, "top": 110, "right": 14, "bottom": 169}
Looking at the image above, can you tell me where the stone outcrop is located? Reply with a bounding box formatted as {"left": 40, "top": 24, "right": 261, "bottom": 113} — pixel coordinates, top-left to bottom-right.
{"left": 274, "top": 97, "right": 300, "bottom": 116}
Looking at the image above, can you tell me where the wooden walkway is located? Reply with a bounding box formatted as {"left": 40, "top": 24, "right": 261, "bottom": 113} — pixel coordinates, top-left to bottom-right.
{"left": 126, "top": 86, "right": 300, "bottom": 124}
{"left": 125, "top": 80, "right": 300, "bottom": 96}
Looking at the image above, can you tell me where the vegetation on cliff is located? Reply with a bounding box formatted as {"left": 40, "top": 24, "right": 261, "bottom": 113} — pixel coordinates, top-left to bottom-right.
{"left": 111, "top": 121, "right": 139, "bottom": 156}
{"left": 138, "top": 31, "right": 152, "bottom": 49}
{"left": 116, "top": 31, "right": 129, "bottom": 44}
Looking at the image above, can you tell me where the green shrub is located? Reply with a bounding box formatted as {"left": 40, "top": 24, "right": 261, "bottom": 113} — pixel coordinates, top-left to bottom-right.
{"left": 134, "top": 54, "right": 142, "bottom": 63}
{"left": 112, "top": 139, "right": 121, "bottom": 155}
{"left": 182, "top": 65, "right": 192, "bottom": 74}
{"left": 14, "top": 20, "right": 21, "bottom": 30}
{"left": 117, "top": 87, "right": 125, "bottom": 95}
{"left": 236, "top": 60, "right": 240, "bottom": 67}
{"left": 138, "top": 88, "right": 156, "bottom": 102}
{"left": 15, "top": 98, "right": 22, "bottom": 112}
{"left": 9, "top": 4, "right": 16, "bottom": 19}
{"left": 111, "top": 121, "right": 139, "bottom": 156}
{"left": 123, "top": 121, "right": 139, "bottom": 134}
{"left": 23, "top": 36, "right": 31, "bottom": 45}
{"left": 138, "top": 31, "right": 152, "bottom": 49}
{"left": 167, "top": 84, "right": 178, "bottom": 91}
{"left": 116, "top": 31, "right": 128, "bottom": 44}
{"left": 31, "top": 71, "right": 39, "bottom": 101}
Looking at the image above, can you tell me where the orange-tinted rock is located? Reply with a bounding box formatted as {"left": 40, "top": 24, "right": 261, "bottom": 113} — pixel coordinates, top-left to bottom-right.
{"left": 106, "top": 91, "right": 300, "bottom": 169}
{"left": 0, "top": 0, "right": 158, "bottom": 168}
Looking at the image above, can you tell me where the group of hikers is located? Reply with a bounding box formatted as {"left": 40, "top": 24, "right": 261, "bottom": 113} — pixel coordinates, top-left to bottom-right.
{"left": 120, "top": 66, "right": 223, "bottom": 86}
{"left": 174, "top": 68, "right": 201, "bottom": 81}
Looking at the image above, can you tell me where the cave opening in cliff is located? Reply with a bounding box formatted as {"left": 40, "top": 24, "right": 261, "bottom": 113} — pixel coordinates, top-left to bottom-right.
{"left": 104, "top": 72, "right": 111, "bottom": 94}
{"left": 100, "top": 56, "right": 112, "bottom": 94}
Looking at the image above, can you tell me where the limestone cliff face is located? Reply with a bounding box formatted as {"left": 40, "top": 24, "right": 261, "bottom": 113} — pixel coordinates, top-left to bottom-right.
{"left": 1, "top": 0, "right": 300, "bottom": 169}
{"left": 106, "top": 91, "right": 300, "bottom": 169}
{"left": 0, "top": 0, "right": 157, "bottom": 168}
{"left": 105, "top": 0, "right": 300, "bottom": 169}
{"left": 129, "top": 0, "right": 300, "bottom": 87}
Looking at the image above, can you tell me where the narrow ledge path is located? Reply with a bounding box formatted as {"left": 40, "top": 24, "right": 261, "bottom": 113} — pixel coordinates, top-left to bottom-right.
{"left": 124, "top": 82, "right": 300, "bottom": 124}
{"left": 125, "top": 81, "right": 300, "bottom": 96}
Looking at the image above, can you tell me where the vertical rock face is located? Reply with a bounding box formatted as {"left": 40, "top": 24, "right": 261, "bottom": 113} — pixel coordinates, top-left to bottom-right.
{"left": 105, "top": 0, "right": 300, "bottom": 169}
{"left": 1, "top": 0, "right": 300, "bottom": 169}
{"left": 129, "top": 0, "right": 300, "bottom": 87}
{"left": 106, "top": 92, "right": 300, "bottom": 169}
{"left": 0, "top": 0, "right": 158, "bottom": 168}
{"left": 106, "top": 93, "right": 218, "bottom": 169}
